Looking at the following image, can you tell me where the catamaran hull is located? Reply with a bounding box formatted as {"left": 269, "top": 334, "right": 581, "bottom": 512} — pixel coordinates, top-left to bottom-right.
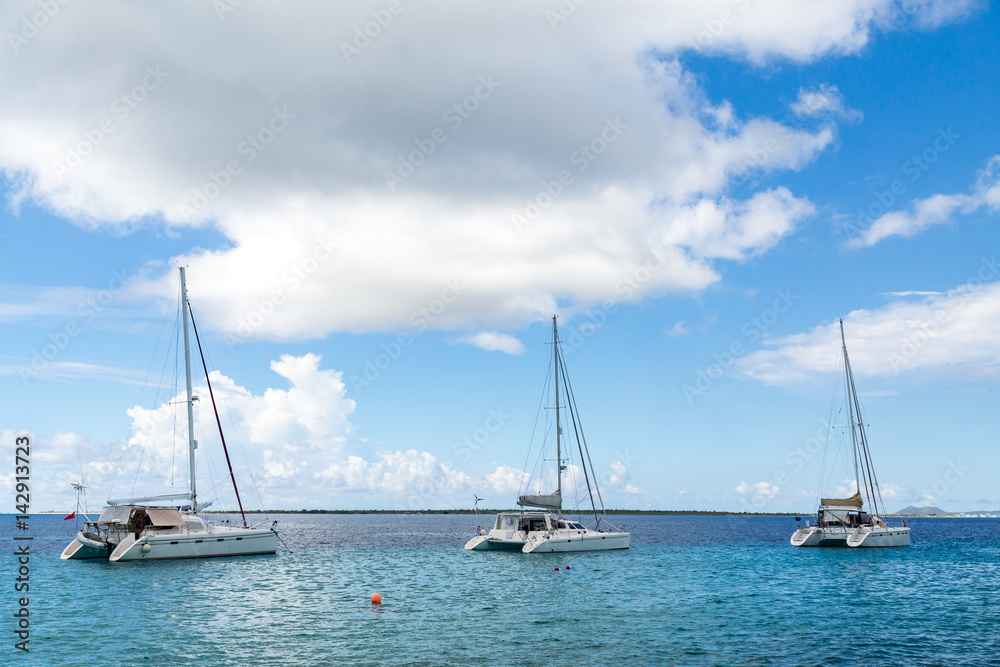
{"left": 109, "top": 529, "right": 278, "bottom": 561}
{"left": 790, "top": 527, "right": 849, "bottom": 547}
{"left": 846, "top": 526, "right": 910, "bottom": 548}
{"left": 60, "top": 534, "right": 111, "bottom": 560}
{"left": 464, "top": 535, "right": 526, "bottom": 550}
{"left": 522, "top": 531, "right": 630, "bottom": 553}
{"left": 791, "top": 525, "right": 910, "bottom": 548}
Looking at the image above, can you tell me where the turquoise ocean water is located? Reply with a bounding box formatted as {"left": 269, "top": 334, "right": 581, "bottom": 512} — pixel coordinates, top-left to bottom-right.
{"left": 4, "top": 514, "right": 999, "bottom": 665}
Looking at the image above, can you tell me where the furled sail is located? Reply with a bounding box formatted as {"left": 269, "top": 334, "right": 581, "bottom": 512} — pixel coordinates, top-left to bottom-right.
{"left": 820, "top": 492, "right": 863, "bottom": 508}
{"left": 518, "top": 491, "right": 561, "bottom": 510}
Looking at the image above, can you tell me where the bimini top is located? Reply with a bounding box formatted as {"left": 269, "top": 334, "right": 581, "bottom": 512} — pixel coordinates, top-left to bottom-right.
{"left": 95, "top": 505, "right": 185, "bottom": 527}
{"left": 820, "top": 492, "right": 863, "bottom": 508}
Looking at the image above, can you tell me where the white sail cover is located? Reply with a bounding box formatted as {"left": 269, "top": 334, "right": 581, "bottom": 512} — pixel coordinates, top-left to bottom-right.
{"left": 518, "top": 492, "right": 561, "bottom": 510}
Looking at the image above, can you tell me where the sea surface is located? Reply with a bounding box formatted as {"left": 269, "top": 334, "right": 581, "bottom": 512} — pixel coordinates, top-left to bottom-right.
{"left": 4, "top": 513, "right": 999, "bottom": 666}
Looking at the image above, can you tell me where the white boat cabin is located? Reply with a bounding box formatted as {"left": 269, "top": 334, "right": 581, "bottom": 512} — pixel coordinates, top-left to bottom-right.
{"left": 493, "top": 512, "right": 550, "bottom": 533}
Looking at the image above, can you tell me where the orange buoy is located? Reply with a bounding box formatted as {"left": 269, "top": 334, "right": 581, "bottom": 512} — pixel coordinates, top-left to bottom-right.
{"left": 371, "top": 592, "right": 382, "bottom": 604}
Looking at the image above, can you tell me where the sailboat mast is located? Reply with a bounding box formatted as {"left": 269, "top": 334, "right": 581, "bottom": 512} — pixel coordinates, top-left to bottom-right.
{"left": 553, "top": 315, "right": 562, "bottom": 512}
{"left": 840, "top": 319, "right": 860, "bottom": 501}
{"left": 180, "top": 267, "right": 198, "bottom": 511}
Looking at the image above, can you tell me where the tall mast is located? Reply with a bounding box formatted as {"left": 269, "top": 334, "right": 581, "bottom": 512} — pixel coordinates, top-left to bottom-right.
{"left": 553, "top": 315, "right": 562, "bottom": 512}
{"left": 180, "top": 267, "right": 198, "bottom": 511}
{"left": 840, "top": 319, "right": 860, "bottom": 500}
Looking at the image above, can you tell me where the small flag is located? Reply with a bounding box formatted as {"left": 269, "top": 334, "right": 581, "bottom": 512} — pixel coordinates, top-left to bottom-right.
{"left": 64, "top": 512, "right": 76, "bottom": 521}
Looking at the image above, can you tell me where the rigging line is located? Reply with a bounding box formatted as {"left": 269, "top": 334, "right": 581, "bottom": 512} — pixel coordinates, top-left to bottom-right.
{"left": 844, "top": 351, "right": 873, "bottom": 508}
{"left": 131, "top": 304, "right": 182, "bottom": 496}
{"left": 850, "top": 368, "right": 884, "bottom": 516}
{"left": 843, "top": 336, "right": 884, "bottom": 517}
{"left": 841, "top": 322, "right": 864, "bottom": 508}
{"left": 557, "top": 346, "right": 599, "bottom": 526}
{"left": 194, "top": 415, "right": 223, "bottom": 508}
{"left": 188, "top": 302, "right": 248, "bottom": 527}
{"left": 558, "top": 345, "right": 606, "bottom": 518}
{"left": 170, "top": 315, "right": 180, "bottom": 487}
{"left": 519, "top": 358, "right": 553, "bottom": 498}
{"left": 136, "top": 316, "right": 182, "bottom": 496}
{"left": 848, "top": 374, "right": 888, "bottom": 516}
{"left": 202, "top": 341, "right": 268, "bottom": 516}
{"left": 109, "top": 292, "right": 177, "bottom": 498}
{"left": 817, "top": 368, "right": 840, "bottom": 502}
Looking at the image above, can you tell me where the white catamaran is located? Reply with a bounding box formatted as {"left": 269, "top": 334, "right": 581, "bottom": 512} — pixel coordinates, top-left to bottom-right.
{"left": 61, "top": 267, "right": 280, "bottom": 562}
{"left": 465, "top": 316, "right": 630, "bottom": 554}
{"left": 791, "top": 319, "right": 910, "bottom": 548}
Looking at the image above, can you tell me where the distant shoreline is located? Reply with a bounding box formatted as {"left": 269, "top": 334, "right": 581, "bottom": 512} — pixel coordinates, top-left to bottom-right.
{"left": 30, "top": 509, "right": 997, "bottom": 517}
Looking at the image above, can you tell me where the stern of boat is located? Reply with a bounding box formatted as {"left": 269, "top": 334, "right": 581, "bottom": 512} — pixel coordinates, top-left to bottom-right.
{"left": 60, "top": 534, "right": 110, "bottom": 560}
{"left": 790, "top": 527, "right": 819, "bottom": 547}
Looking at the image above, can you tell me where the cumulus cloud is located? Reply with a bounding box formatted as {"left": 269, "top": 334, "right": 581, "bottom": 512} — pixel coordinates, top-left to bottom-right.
{"left": 0, "top": 428, "right": 121, "bottom": 512}
{"left": 455, "top": 331, "right": 526, "bottom": 355}
{"left": 849, "top": 155, "right": 1000, "bottom": 249}
{"left": 3, "top": 1, "right": 968, "bottom": 338}
{"left": 790, "top": 84, "right": 863, "bottom": 122}
{"left": 737, "top": 272, "right": 1000, "bottom": 383}
{"left": 42, "top": 353, "right": 358, "bottom": 509}
{"left": 735, "top": 479, "right": 780, "bottom": 504}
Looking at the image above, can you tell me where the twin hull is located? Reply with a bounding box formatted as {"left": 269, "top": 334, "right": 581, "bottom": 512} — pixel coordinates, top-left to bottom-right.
{"left": 61, "top": 525, "right": 278, "bottom": 561}
{"left": 465, "top": 527, "right": 630, "bottom": 553}
{"left": 110, "top": 527, "right": 278, "bottom": 561}
{"left": 790, "top": 525, "right": 910, "bottom": 548}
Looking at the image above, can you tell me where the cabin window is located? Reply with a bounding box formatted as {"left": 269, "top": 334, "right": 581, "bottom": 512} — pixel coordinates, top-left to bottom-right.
{"left": 557, "top": 521, "right": 568, "bottom": 529}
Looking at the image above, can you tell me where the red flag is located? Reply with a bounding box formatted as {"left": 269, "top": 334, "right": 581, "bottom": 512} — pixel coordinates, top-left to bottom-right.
{"left": 64, "top": 512, "right": 76, "bottom": 520}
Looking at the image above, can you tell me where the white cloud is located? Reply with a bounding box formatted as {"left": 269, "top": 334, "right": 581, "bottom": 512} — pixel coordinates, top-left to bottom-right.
{"left": 735, "top": 479, "right": 780, "bottom": 502}
{"left": 790, "top": 84, "right": 863, "bottom": 122}
{"left": 737, "top": 273, "right": 1000, "bottom": 383}
{"left": 881, "top": 481, "right": 901, "bottom": 499}
{"left": 849, "top": 155, "right": 1000, "bottom": 248}
{"left": 891, "top": 0, "right": 982, "bottom": 29}
{"left": 0, "top": 360, "right": 148, "bottom": 384}
{"left": 667, "top": 321, "right": 689, "bottom": 337}
{"left": 4, "top": 1, "right": 964, "bottom": 337}
{"left": 833, "top": 478, "right": 859, "bottom": 498}
{"left": 32, "top": 353, "right": 359, "bottom": 509}
{"left": 455, "top": 331, "right": 526, "bottom": 355}
{"left": 609, "top": 459, "right": 630, "bottom": 487}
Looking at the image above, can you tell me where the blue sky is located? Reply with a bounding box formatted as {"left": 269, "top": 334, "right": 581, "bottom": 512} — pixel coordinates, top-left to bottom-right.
{"left": 2, "top": 0, "right": 998, "bottom": 514}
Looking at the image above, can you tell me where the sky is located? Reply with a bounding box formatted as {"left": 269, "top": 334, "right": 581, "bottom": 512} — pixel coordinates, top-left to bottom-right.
{"left": 2, "top": 0, "right": 998, "bottom": 515}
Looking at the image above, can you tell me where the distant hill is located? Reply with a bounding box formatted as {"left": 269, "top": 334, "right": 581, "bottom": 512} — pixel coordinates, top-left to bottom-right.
{"left": 895, "top": 505, "right": 948, "bottom": 515}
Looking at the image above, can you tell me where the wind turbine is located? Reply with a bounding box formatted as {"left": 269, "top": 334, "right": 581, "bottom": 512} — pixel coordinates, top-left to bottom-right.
{"left": 473, "top": 494, "right": 483, "bottom": 534}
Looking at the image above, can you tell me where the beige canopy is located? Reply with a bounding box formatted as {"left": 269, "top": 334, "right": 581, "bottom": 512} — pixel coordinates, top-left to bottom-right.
{"left": 145, "top": 508, "right": 185, "bottom": 527}
{"left": 821, "top": 492, "right": 863, "bottom": 508}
